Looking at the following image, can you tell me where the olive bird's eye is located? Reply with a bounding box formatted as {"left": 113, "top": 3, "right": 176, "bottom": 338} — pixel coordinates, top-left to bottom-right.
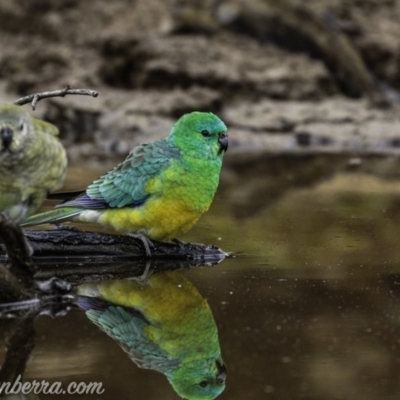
{"left": 201, "top": 130, "right": 211, "bottom": 137}
{"left": 199, "top": 381, "right": 208, "bottom": 388}
{"left": 18, "top": 121, "right": 24, "bottom": 131}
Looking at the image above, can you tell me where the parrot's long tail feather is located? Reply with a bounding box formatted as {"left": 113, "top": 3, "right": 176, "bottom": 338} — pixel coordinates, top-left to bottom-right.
{"left": 21, "top": 207, "right": 83, "bottom": 227}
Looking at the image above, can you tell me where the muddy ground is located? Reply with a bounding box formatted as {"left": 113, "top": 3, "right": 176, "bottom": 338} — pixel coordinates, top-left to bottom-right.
{"left": 1, "top": 0, "right": 400, "bottom": 166}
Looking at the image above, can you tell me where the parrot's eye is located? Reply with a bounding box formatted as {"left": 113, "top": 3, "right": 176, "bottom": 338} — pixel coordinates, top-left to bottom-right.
{"left": 201, "top": 130, "right": 211, "bottom": 137}
{"left": 199, "top": 381, "right": 208, "bottom": 388}
{"left": 18, "top": 120, "right": 25, "bottom": 131}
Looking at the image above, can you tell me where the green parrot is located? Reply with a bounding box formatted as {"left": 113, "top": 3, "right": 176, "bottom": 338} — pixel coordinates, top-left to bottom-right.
{"left": 76, "top": 271, "right": 226, "bottom": 400}
{"left": 0, "top": 104, "right": 67, "bottom": 223}
{"left": 21, "top": 112, "right": 228, "bottom": 252}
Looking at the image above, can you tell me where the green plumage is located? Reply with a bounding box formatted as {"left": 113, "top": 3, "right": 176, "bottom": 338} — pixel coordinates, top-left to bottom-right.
{"left": 21, "top": 112, "right": 228, "bottom": 242}
{"left": 85, "top": 143, "right": 180, "bottom": 208}
{"left": 0, "top": 104, "right": 67, "bottom": 222}
{"left": 76, "top": 271, "right": 226, "bottom": 400}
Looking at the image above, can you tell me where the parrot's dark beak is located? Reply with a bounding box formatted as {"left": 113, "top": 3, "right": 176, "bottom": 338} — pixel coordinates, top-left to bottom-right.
{"left": 218, "top": 132, "right": 228, "bottom": 154}
{"left": 1, "top": 126, "right": 13, "bottom": 150}
{"left": 216, "top": 360, "right": 227, "bottom": 385}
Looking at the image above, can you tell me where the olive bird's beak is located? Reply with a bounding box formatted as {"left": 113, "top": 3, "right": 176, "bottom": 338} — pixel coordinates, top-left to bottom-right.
{"left": 218, "top": 133, "right": 228, "bottom": 154}
{"left": 216, "top": 360, "right": 227, "bottom": 385}
{"left": 0, "top": 126, "right": 13, "bottom": 150}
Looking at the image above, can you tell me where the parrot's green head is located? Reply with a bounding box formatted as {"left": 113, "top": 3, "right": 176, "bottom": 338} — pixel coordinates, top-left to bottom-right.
{"left": 0, "top": 104, "right": 32, "bottom": 158}
{"left": 169, "top": 112, "right": 228, "bottom": 160}
{"left": 168, "top": 357, "right": 226, "bottom": 400}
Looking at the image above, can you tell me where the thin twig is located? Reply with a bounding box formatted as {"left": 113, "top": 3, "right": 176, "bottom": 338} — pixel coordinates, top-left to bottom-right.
{"left": 14, "top": 85, "right": 98, "bottom": 110}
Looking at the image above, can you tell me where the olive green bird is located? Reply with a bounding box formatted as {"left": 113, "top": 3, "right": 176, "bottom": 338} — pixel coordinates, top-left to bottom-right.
{"left": 0, "top": 104, "right": 67, "bottom": 223}
{"left": 76, "top": 271, "right": 226, "bottom": 400}
{"left": 22, "top": 112, "right": 228, "bottom": 252}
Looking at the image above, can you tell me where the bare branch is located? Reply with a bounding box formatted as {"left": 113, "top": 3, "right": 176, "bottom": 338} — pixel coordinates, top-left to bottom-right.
{"left": 14, "top": 85, "right": 98, "bottom": 110}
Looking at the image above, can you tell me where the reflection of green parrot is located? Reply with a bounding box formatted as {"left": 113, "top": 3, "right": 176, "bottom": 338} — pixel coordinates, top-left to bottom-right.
{"left": 0, "top": 104, "right": 67, "bottom": 222}
{"left": 76, "top": 271, "right": 226, "bottom": 400}
{"left": 21, "top": 112, "right": 228, "bottom": 243}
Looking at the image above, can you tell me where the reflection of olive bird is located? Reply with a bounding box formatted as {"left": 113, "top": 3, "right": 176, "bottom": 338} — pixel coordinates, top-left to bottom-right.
{"left": 0, "top": 104, "right": 67, "bottom": 222}
{"left": 76, "top": 271, "right": 226, "bottom": 400}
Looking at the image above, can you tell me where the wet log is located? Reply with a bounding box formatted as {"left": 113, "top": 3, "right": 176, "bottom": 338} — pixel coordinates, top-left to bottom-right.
{"left": 19, "top": 226, "right": 226, "bottom": 260}
{"left": 0, "top": 226, "right": 227, "bottom": 294}
{"left": 0, "top": 226, "right": 228, "bottom": 266}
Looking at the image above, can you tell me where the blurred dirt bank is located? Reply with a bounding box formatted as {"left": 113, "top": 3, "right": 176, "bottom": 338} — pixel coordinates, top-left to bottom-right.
{"left": 0, "top": 0, "right": 400, "bottom": 164}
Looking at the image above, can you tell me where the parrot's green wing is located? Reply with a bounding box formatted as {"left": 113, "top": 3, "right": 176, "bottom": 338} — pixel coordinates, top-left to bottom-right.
{"left": 79, "top": 297, "right": 179, "bottom": 373}
{"left": 60, "top": 140, "right": 181, "bottom": 209}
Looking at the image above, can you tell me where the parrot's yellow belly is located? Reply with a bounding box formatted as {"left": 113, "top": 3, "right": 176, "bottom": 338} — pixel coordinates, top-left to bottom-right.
{"left": 99, "top": 196, "right": 204, "bottom": 241}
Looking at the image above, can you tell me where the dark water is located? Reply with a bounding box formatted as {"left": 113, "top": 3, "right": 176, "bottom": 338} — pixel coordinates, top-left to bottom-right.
{"left": 2, "top": 156, "right": 400, "bottom": 400}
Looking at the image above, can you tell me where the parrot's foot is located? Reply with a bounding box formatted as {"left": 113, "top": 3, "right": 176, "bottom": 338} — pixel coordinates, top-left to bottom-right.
{"left": 126, "top": 233, "right": 154, "bottom": 258}
{"left": 136, "top": 260, "right": 153, "bottom": 281}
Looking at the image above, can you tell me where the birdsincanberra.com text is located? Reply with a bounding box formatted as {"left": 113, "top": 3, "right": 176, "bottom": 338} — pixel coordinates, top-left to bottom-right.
{"left": 0, "top": 376, "right": 105, "bottom": 396}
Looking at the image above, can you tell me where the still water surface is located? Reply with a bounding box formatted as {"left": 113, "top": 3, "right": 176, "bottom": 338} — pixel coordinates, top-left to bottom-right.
{"left": 3, "top": 157, "right": 400, "bottom": 400}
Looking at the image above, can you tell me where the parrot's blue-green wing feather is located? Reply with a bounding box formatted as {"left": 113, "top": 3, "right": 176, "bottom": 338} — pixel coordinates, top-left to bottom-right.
{"left": 78, "top": 298, "right": 179, "bottom": 373}
{"left": 60, "top": 141, "right": 181, "bottom": 210}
